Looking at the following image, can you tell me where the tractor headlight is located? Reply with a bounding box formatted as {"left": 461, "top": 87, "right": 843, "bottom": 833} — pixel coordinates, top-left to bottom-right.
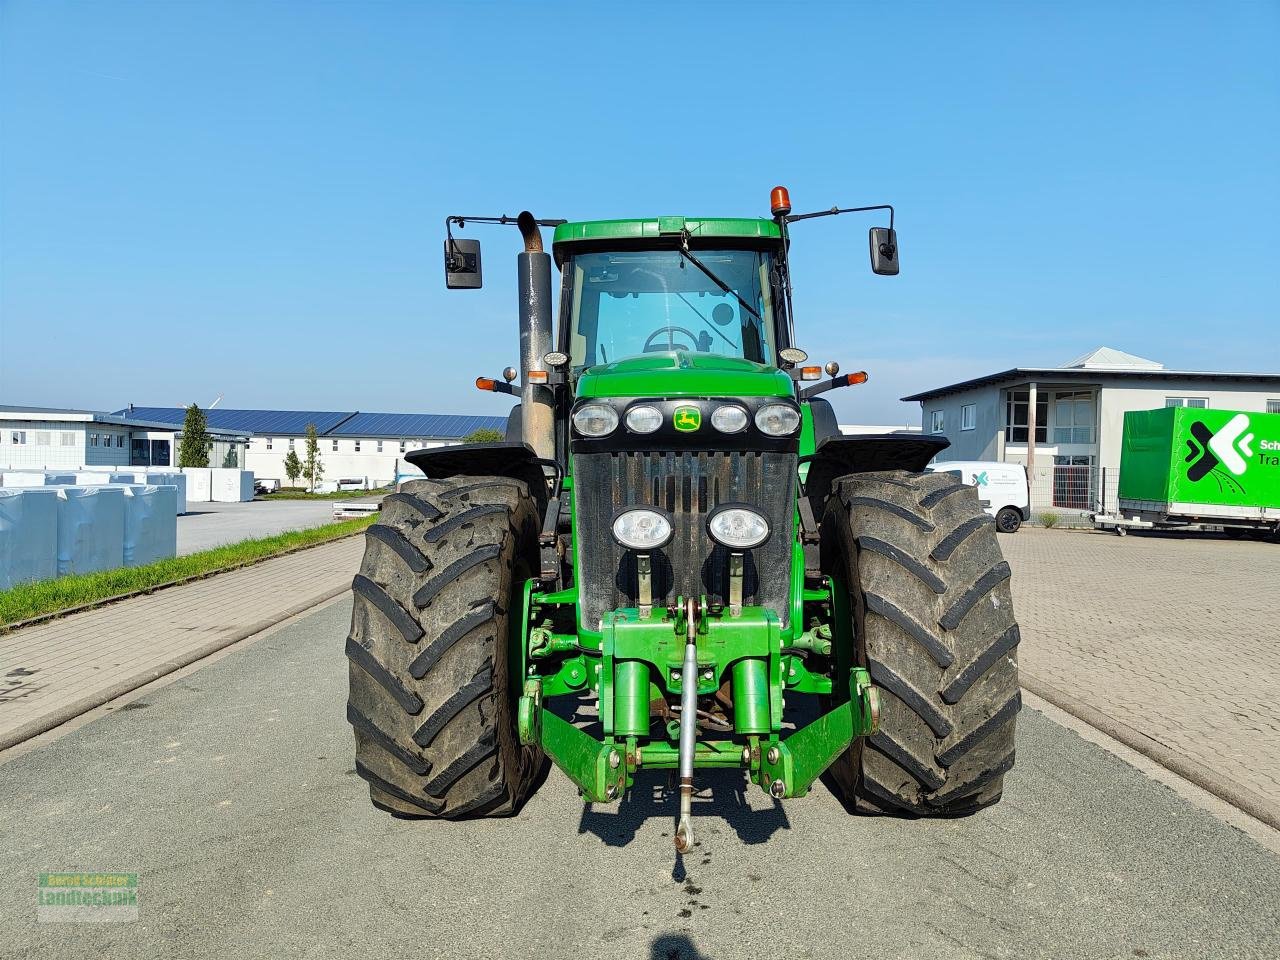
{"left": 754, "top": 403, "right": 801, "bottom": 436}
{"left": 611, "top": 507, "right": 674, "bottom": 550}
{"left": 572, "top": 403, "right": 619, "bottom": 437}
{"left": 625, "top": 404, "right": 663, "bottom": 434}
{"left": 710, "top": 404, "right": 749, "bottom": 434}
{"left": 707, "top": 505, "right": 771, "bottom": 549}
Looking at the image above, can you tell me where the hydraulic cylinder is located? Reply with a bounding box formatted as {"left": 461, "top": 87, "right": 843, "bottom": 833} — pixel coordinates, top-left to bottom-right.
{"left": 732, "top": 658, "right": 769, "bottom": 734}
{"left": 613, "top": 660, "right": 650, "bottom": 737}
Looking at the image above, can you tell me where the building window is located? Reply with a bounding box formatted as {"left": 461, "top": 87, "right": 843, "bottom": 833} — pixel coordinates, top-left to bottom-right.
{"left": 288, "top": 438, "right": 295, "bottom": 451}
{"left": 960, "top": 404, "right": 976, "bottom": 431}
{"left": 1266, "top": 400, "right": 1280, "bottom": 414}
{"left": 117, "top": 434, "right": 125, "bottom": 448}
{"left": 11, "top": 430, "right": 27, "bottom": 445}
{"left": 89, "top": 433, "right": 98, "bottom": 447}
{"left": 354, "top": 440, "right": 361, "bottom": 452}
{"left": 399, "top": 440, "right": 406, "bottom": 453}
{"left": 332, "top": 439, "right": 339, "bottom": 452}
{"left": 34, "top": 431, "right": 50, "bottom": 445}
{"left": 1053, "top": 391, "right": 1095, "bottom": 444}
{"left": 1004, "top": 390, "right": 1048, "bottom": 444}
{"left": 61, "top": 432, "right": 75, "bottom": 446}
{"left": 376, "top": 440, "right": 383, "bottom": 453}
{"left": 930, "top": 410, "right": 945, "bottom": 434}
{"left": 1164, "top": 397, "right": 1207, "bottom": 408}
{"left": 266, "top": 437, "right": 273, "bottom": 450}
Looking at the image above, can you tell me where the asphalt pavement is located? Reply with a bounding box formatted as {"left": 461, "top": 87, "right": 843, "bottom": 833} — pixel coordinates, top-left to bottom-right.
{"left": 2, "top": 598, "right": 1278, "bottom": 960}
{"left": 176, "top": 499, "right": 337, "bottom": 554}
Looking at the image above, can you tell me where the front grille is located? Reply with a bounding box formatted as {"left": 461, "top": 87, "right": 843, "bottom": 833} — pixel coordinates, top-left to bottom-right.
{"left": 573, "top": 450, "right": 796, "bottom": 630}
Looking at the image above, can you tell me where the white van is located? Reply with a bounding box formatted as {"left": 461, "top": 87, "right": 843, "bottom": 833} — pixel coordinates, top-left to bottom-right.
{"left": 926, "top": 461, "right": 1030, "bottom": 533}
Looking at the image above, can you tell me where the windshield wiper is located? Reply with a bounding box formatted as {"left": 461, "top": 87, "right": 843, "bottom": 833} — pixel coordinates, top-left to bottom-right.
{"left": 674, "top": 292, "right": 739, "bottom": 350}
{"left": 677, "top": 232, "right": 763, "bottom": 324}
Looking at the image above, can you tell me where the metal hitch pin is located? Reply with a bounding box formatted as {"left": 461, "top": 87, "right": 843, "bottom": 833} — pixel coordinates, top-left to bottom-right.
{"left": 674, "top": 597, "right": 699, "bottom": 854}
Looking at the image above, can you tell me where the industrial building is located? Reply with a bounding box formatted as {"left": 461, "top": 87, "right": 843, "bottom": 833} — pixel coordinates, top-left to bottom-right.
{"left": 0, "top": 405, "right": 247, "bottom": 471}
{"left": 118, "top": 407, "right": 506, "bottom": 488}
{"left": 902, "top": 347, "right": 1280, "bottom": 510}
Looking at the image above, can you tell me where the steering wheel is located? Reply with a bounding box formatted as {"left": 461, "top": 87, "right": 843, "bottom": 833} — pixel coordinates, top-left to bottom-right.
{"left": 642, "top": 325, "right": 700, "bottom": 352}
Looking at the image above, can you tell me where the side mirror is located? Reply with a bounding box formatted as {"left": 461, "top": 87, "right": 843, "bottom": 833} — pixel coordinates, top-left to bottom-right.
{"left": 869, "top": 227, "right": 899, "bottom": 276}
{"left": 445, "top": 238, "right": 483, "bottom": 289}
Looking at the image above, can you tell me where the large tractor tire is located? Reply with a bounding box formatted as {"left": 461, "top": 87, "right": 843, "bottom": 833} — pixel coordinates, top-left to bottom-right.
{"left": 345, "top": 476, "right": 545, "bottom": 818}
{"left": 821, "top": 469, "right": 1020, "bottom": 815}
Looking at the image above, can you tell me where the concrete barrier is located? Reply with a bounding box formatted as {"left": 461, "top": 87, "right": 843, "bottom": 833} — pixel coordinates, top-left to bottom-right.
{"left": 211, "top": 469, "right": 255, "bottom": 503}
{"left": 121, "top": 484, "right": 178, "bottom": 567}
{"left": 2, "top": 472, "right": 53, "bottom": 487}
{"left": 141, "top": 472, "right": 188, "bottom": 515}
{"left": 183, "top": 467, "right": 213, "bottom": 503}
{"left": 0, "top": 488, "right": 58, "bottom": 589}
{"left": 55, "top": 486, "right": 126, "bottom": 576}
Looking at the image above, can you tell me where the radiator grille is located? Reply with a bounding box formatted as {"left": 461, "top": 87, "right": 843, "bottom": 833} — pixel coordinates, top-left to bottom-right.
{"left": 573, "top": 450, "right": 796, "bottom": 630}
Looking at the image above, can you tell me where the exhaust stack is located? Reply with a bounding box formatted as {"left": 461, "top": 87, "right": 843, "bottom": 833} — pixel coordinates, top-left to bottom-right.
{"left": 516, "top": 211, "right": 555, "bottom": 461}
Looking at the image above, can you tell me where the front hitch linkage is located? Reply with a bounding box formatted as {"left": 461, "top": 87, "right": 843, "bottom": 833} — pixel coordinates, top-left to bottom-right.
{"left": 674, "top": 596, "right": 701, "bottom": 854}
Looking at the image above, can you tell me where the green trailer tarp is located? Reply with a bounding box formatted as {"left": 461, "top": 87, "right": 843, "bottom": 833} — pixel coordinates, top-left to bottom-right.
{"left": 1118, "top": 407, "right": 1280, "bottom": 517}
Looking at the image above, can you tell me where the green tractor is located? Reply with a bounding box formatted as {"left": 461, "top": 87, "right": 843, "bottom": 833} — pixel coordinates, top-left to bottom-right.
{"left": 345, "top": 187, "right": 1020, "bottom": 851}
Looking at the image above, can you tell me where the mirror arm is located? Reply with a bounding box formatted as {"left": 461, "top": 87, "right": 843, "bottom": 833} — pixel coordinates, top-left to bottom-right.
{"left": 446, "top": 214, "right": 567, "bottom": 249}
{"left": 783, "top": 204, "right": 894, "bottom": 231}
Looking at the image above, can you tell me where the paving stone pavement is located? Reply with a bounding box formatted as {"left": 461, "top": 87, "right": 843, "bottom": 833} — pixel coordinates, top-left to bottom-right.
{"left": 1002, "top": 527, "right": 1280, "bottom": 823}
{"left": 0, "top": 537, "right": 364, "bottom": 750}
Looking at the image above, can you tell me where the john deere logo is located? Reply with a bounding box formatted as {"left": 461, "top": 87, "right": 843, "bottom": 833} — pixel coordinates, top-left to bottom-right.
{"left": 1186, "top": 413, "right": 1252, "bottom": 491}
{"left": 673, "top": 407, "right": 701, "bottom": 432}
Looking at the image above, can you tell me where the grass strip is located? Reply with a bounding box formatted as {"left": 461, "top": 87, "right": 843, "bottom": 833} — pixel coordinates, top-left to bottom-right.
{"left": 258, "top": 488, "right": 387, "bottom": 501}
{"left": 0, "top": 514, "right": 375, "bottom": 628}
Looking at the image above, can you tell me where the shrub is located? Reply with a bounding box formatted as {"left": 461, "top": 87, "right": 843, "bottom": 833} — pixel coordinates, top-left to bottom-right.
{"left": 1039, "top": 511, "right": 1060, "bottom": 529}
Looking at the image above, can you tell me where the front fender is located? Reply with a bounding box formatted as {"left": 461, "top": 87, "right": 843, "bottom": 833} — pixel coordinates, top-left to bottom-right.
{"left": 801, "top": 434, "right": 950, "bottom": 507}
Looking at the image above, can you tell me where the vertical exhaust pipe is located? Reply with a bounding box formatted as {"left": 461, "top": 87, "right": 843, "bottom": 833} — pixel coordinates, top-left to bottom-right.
{"left": 516, "top": 212, "right": 555, "bottom": 461}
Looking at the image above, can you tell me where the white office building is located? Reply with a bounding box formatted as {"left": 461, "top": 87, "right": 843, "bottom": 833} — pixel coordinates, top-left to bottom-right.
{"left": 0, "top": 405, "right": 247, "bottom": 471}
{"left": 119, "top": 407, "right": 507, "bottom": 488}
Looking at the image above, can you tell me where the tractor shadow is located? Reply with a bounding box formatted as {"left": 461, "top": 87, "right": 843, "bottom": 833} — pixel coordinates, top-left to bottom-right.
{"left": 576, "top": 769, "right": 790, "bottom": 848}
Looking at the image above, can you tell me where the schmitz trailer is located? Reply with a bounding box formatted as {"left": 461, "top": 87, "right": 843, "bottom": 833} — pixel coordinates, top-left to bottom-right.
{"left": 1093, "top": 407, "right": 1280, "bottom": 539}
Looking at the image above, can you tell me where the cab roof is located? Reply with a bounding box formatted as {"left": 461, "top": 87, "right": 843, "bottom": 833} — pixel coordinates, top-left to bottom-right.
{"left": 551, "top": 217, "right": 781, "bottom": 264}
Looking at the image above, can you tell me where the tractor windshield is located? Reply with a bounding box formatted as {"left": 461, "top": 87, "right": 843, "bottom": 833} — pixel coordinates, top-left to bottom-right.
{"left": 565, "top": 249, "right": 778, "bottom": 369}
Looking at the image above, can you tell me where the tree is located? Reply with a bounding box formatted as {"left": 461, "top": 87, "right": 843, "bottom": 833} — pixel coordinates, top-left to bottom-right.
{"left": 282, "top": 449, "right": 303, "bottom": 487}
{"left": 302, "top": 423, "right": 324, "bottom": 493}
{"left": 178, "top": 404, "right": 209, "bottom": 468}
{"left": 221, "top": 446, "right": 239, "bottom": 468}
{"left": 463, "top": 427, "right": 504, "bottom": 444}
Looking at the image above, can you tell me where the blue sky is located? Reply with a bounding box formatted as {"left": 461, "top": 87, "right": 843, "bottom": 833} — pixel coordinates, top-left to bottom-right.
{"left": 1, "top": 1, "right": 1276, "bottom": 426}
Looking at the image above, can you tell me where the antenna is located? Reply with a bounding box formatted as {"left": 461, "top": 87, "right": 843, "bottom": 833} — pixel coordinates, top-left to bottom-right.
{"left": 209, "top": 394, "right": 224, "bottom": 409}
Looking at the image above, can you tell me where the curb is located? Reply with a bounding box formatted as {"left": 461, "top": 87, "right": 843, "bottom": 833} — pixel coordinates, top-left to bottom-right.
{"left": 0, "top": 581, "right": 352, "bottom": 754}
{"left": 1021, "top": 671, "right": 1280, "bottom": 833}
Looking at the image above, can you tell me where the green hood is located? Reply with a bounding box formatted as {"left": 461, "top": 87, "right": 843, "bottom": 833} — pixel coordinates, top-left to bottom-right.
{"left": 575, "top": 352, "right": 795, "bottom": 399}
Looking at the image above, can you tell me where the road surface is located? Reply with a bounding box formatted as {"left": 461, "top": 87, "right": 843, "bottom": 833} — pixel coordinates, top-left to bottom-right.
{"left": 177, "top": 499, "right": 337, "bottom": 554}
{"left": 2, "top": 599, "right": 1278, "bottom": 960}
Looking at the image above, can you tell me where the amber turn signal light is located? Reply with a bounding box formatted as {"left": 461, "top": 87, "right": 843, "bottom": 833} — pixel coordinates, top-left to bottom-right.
{"left": 476, "top": 377, "right": 496, "bottom": 391}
